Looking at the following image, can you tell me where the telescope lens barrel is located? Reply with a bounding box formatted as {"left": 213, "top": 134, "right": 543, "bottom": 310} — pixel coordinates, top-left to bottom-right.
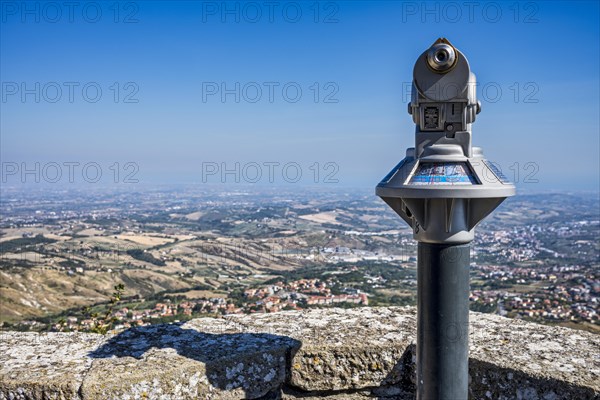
{"left": 426, "top": 43, "right": 456, "bottom": 73}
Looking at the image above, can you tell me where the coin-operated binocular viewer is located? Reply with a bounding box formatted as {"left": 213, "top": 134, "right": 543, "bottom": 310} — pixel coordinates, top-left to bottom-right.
{"left": 376, "top": 38, "right": 515, "bottom": 399}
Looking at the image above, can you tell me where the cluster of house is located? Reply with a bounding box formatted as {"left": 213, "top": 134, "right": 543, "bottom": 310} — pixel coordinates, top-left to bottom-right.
{"left": 243, "top": 278, "right": 369, "bottom": 312}
{"left": 53, "top": 299, "right": 229, "bottom": 331}
{"left": 51, "top": 278, "right": 370, "bottom": 332}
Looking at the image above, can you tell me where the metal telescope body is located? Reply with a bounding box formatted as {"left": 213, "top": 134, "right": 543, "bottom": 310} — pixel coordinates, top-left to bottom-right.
{"left": 376, "top": 38, "right": 515, "bottom": 399}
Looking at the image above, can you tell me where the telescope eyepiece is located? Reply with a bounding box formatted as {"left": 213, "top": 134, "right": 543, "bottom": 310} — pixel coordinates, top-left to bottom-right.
{"left": 426, "top": 43, "right": 456, "bottom": 73}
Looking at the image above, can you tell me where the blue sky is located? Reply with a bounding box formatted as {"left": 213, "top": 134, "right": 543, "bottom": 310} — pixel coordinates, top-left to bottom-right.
{"left": 1, "top": 1, "right": 599, "bottom": 191}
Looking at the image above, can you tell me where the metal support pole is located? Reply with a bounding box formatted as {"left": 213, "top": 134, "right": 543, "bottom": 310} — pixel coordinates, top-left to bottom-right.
{"left": 417, "top": 242, "right": 470, "bottom": 400}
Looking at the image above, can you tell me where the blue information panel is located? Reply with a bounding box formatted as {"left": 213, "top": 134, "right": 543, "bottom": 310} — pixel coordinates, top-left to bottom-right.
{"left": 409, "top": 162, "right": 478, "bottom": 185}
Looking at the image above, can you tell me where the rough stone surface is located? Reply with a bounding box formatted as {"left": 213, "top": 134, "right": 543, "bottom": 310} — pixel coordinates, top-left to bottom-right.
{"left": 185, "top": 307, "right": 416, "bottom": 391}
{"left": 468, "top": 313, "right": 600, "bottom": 400}
{"left": 0, "top": 332, "right": 106, "bottom": 400}
{"left": 81, "top": 322, "right": 299, "bottom": 399}
{"left": 1, "top": 307, "right": 598, "bottom": 400}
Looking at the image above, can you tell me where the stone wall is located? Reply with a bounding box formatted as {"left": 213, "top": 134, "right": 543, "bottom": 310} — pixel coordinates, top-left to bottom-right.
{"left": 1, "top": 307, "right": 598, "bottom": 399}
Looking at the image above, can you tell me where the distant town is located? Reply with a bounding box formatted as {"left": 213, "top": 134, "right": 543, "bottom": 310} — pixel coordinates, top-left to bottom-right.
{"left": 0, "top": 186, "right": 598, "bottom": 334}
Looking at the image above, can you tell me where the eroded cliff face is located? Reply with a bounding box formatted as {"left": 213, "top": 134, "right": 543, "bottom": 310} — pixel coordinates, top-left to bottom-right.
{"left": 1, "top": 307, "right": 598, "bottom": 400}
